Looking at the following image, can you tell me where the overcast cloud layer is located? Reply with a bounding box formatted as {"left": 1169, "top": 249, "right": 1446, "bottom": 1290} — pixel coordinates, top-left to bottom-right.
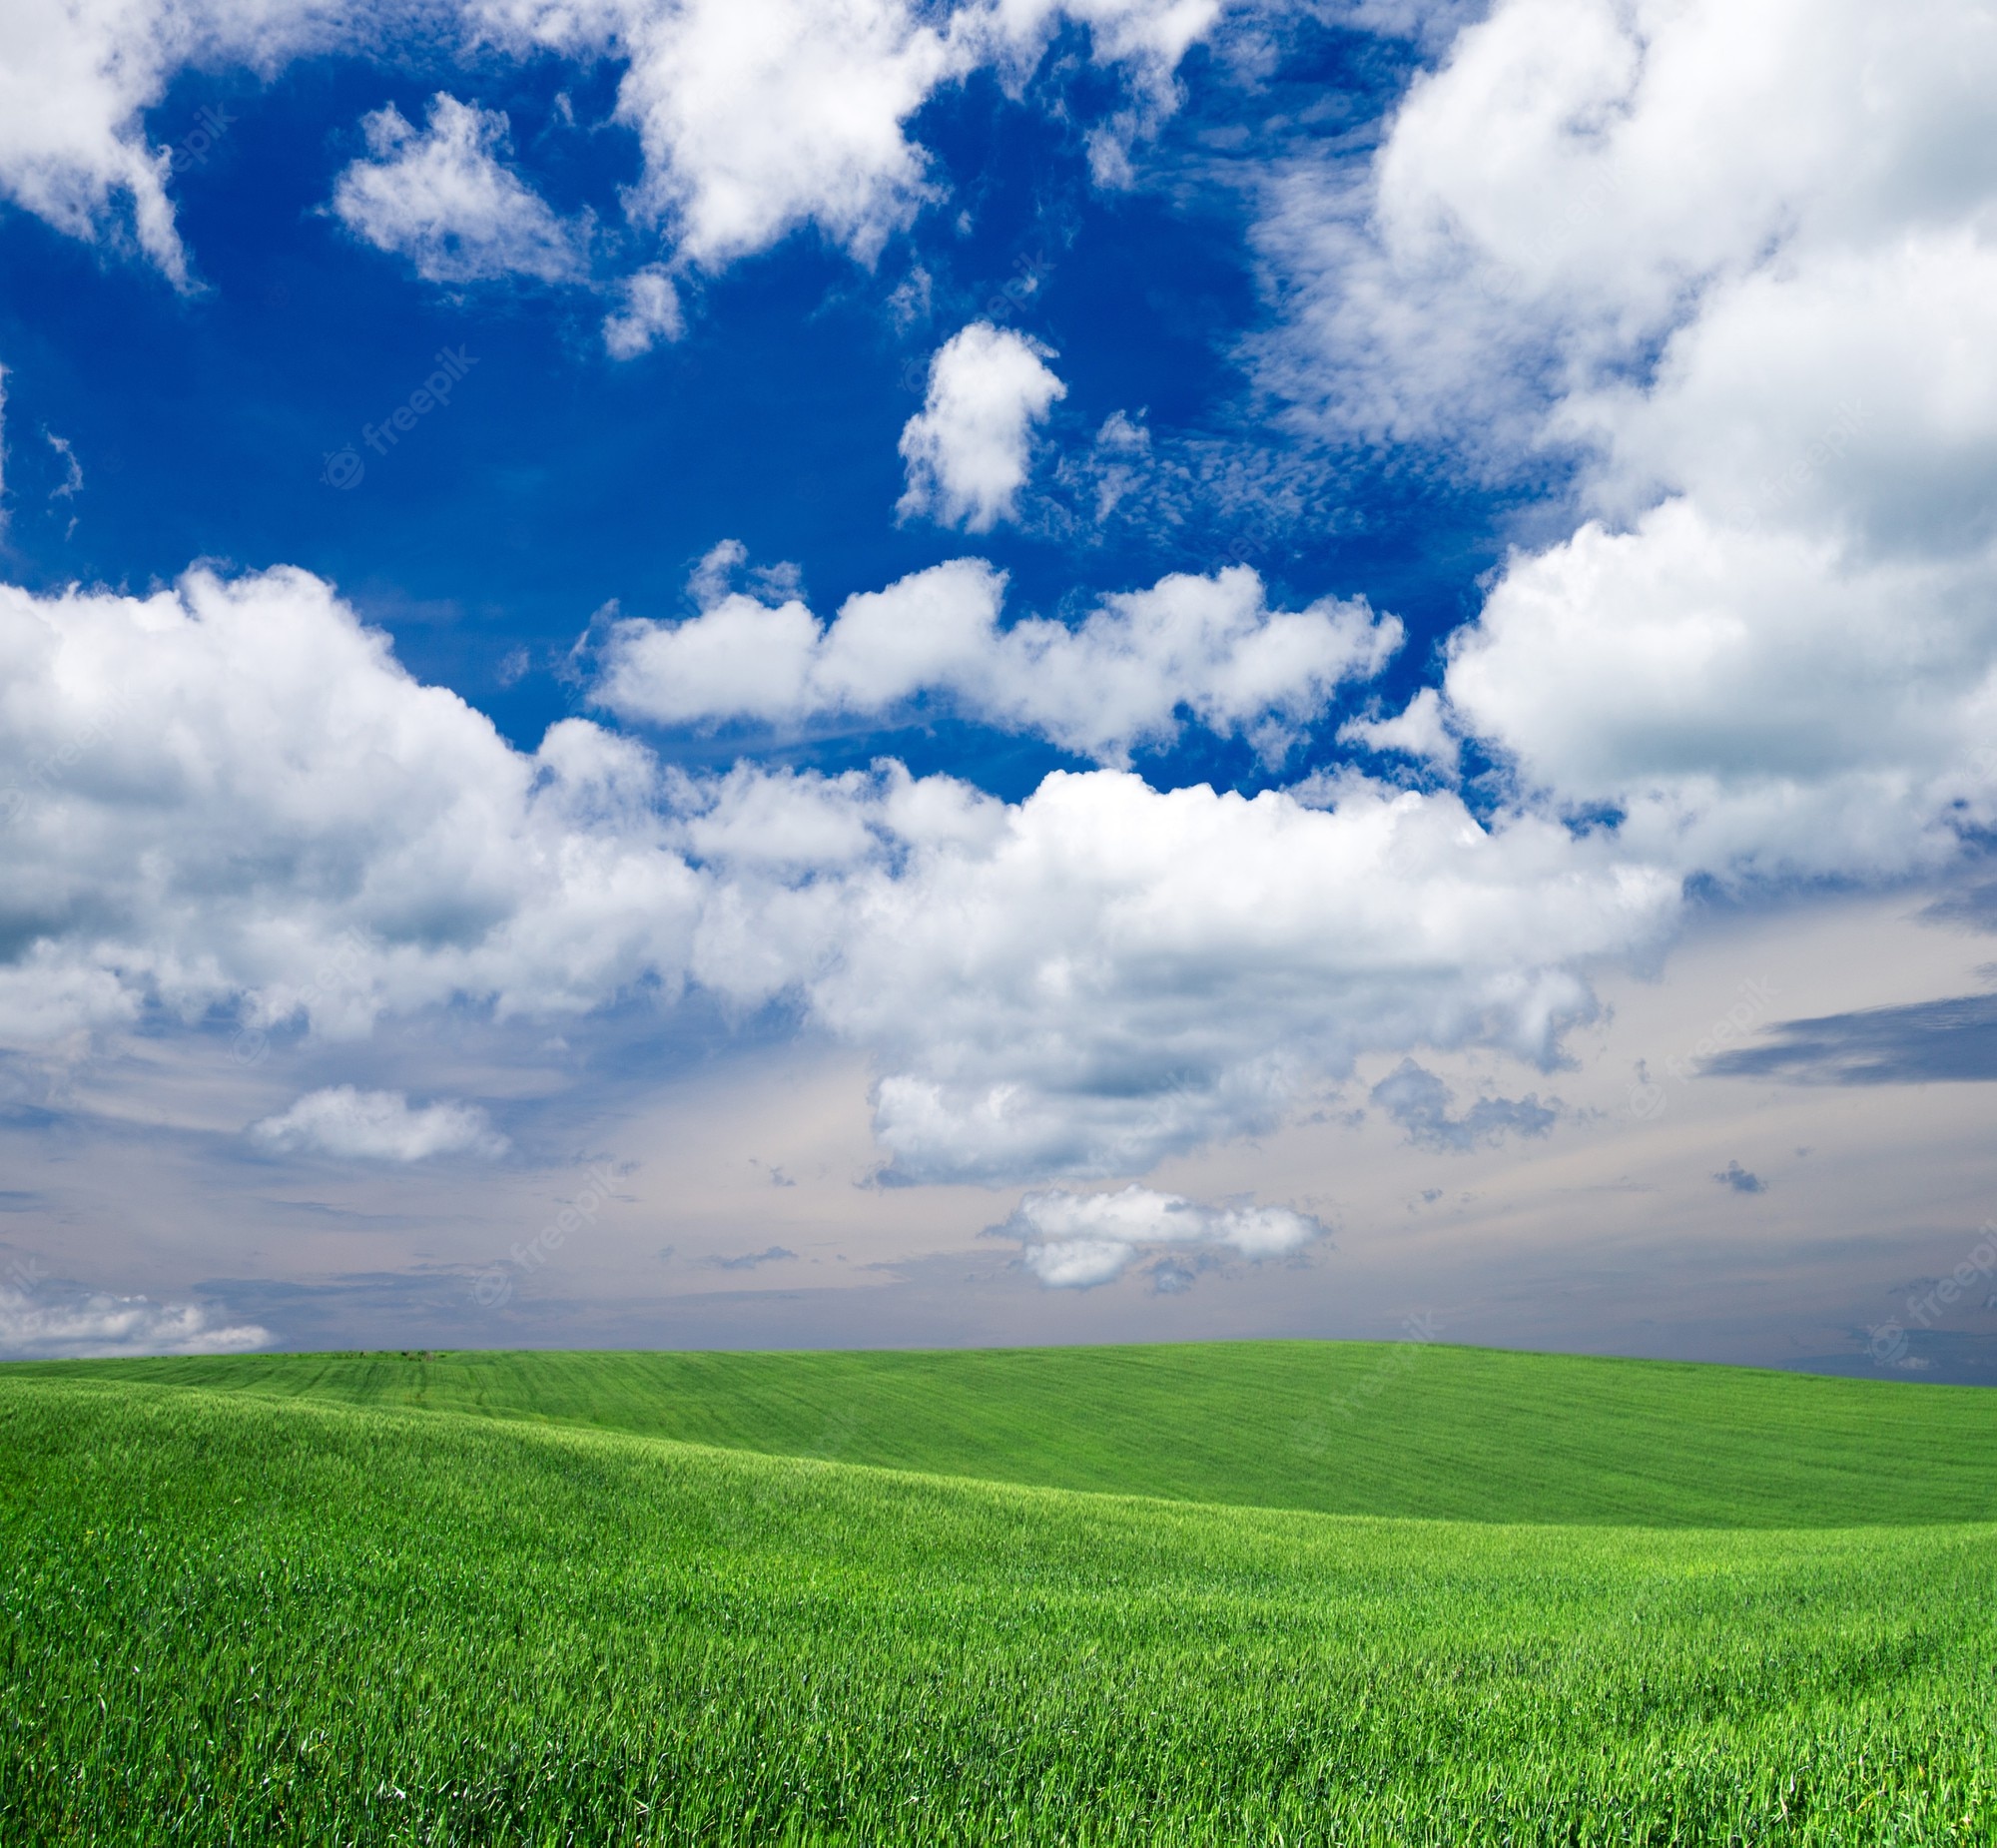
{"left": 1, "top": 0, "right": 1994, "bottom": 1352}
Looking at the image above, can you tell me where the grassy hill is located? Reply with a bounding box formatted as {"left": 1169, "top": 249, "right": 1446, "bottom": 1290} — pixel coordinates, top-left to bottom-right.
{"left": 5, "top": 1374, "right": 1997, "bottom": 1844}
{"left": 25, "top": 1338, "right": 1997, "bottom": 1526}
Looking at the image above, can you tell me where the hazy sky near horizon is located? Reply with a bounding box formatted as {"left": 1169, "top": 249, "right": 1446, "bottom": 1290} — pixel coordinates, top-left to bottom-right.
{"left": 4, "top": 0, "right": 1997, "bottom": 1378}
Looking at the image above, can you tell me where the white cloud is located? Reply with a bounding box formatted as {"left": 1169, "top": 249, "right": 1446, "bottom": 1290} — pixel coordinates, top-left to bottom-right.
{"left": 0, "top": 564, "right": 704, "bottom": 1046}
{"left": 332, "top": 92, "right": 583, "bottom": 285}
{"left": 1446, "top": 502, "right": 1997, "bottom": 882}
{"left": 470, "top": 0, "right": 1231, "bottom": 272}
{"left": 251, "top": 1084, "right": 508, "bottom": 1160}
{"left": 897, "top": 322, "right": 1066, "bottom": 530}
{"left": 1337, "top": 687, "right": 1458, "bottom": 775}
{"left": 1255, "top": 0, "right": 1997, "bottom": 454}
{"left": 0, "top": 0, "right": 367, "bottom": 286}
{"left": 597, "top": 558, "right": 1399, "bottom": 767}
{"left": 601, "top": 263, "right": 683, "bottom": 357}
{"left": 1255, "top": 0, "right": 1997, "bottom": 895}
{"left": 0, "top": 1, "right": 1236, "bottom": 288}
{"left": 795, "top": 767, "right": 1676, "bottom": 1181}
{"left": 482, "top": 0, "right": 956, "bottom": 269}
{"left": 45, "top": 430, "right": 84, "bottom": 501}
{"left": 0, "top": 1277, "right": 271, "bottom": 1358}
{"left": 0, "top": 559, "right": 1684, "bottom": 1185}
{"left": 996, "top": 1184, "right": 1325, "bottom": 1288}
{"left": 600, "top": 573, "right": 827, "bottom": 729}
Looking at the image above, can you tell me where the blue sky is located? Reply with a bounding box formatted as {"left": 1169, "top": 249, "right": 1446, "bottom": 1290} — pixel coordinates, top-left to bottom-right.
{"left": 4, "top": 0, "right": 1997, "bottom": 1379}
{"left": 0, "top": 15, "right": 1483, "bottom": 784}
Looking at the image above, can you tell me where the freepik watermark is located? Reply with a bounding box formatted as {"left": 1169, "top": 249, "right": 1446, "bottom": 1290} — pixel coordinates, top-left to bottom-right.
{"left": 1628, "top": 976, "right": 1778, "bottom": 1120}
{"left": 322, "top": 346, "right": 478, "bottom": 490}
{"left": 1866, "top": 1222, "right": 1997, "bottom": 1367}
{"left": 164, "top": 104, "right": 235, "bottom": 176}
{"left": 1749, "top": 401, "right": 1869, "bottom": 525}
{"left": 897, "top": 253, "right": 1054, "bottom": 394}
{"left": 0, "top": 685, "right": 139, "bottom": 831}
{"left": 1292, "top": 1311, "right": 1443, "bottom": 1454}
{"left": 982, "top": 249, "right": 1054, "bottom": 328}
{"left": 228, "top": 929, "right": 369, "bottom": 1068}
{"left": 469, "top": 1165, "right": 620, "bottom": 1309}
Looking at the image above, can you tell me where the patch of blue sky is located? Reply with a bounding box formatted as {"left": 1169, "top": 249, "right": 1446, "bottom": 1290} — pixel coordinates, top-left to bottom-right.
{"left": 0, "top": 13, "right": 1503, "bottom": 806}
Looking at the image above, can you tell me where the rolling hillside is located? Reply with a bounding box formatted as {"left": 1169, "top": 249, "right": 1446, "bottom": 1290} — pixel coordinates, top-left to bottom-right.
{"left": 25, "top": 1338, "right": 1997, "bottom": 1527}
{"left": 5, "top": 1374, "right": 1997, "bottom": 1843}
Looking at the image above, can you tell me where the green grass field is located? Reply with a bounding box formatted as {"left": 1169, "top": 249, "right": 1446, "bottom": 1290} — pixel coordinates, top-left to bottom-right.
{"left": 5, "top": 1343, "right": 1996, "bottom": 1843}
{"left": 29, "top": 1339, "right": 1997, "bottom": 1526}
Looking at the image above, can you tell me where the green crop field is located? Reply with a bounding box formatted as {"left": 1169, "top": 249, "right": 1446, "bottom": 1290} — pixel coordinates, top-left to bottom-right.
{"left": 4, "top": 1344, "right": 1996, "bottom": 1843}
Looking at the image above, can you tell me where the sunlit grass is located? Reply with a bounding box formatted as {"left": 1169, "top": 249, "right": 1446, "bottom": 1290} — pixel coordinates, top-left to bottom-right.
{"left": 4, "top": 1370, "right": 1996, "bottom": 1843}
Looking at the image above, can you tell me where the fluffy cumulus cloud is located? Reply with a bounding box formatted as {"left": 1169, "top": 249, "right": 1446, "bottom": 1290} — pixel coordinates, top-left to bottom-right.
{"left": 803, "top": 767, "right": 1673, "bottom": 1181}
{"left": 471, "top": 0, "right": 1228, "bottom": 270}
{"left": 601, "top": 264, "right": 683, "bottom": 357}
{"left": 1446, "top": 503, "right": 1997, "bottom": 881}
{"left": 897, "top": 323, "right": 1066, "bottom": 531}
{"left": 595, "top": 558, "right": 1401, "bottom": 766}
{"left": 473, "top": 0, "right": 959, "bottom": 269}
{"left": 0, "top": 563, "right": 1678, "bottom": 1184}
{"left": 0, "top": 1277, "right": 271, "bottom": 1359}
{"left": 1257, "top": 0, "right": 1997, "bottom": 893}
{"left": 0, "top": 565, "right": 703, "bottom": 1045}
{"left": 996, "top": 1185, "right": 1325, "bottom": 1289}
{"left": 1338, "top": 687, "right": 1459, "bottom": 775}
{"left": 332, "top": 92, "right": 583, "bottom": 285}
{"left": 250, "top": 1085, "right": 509, "bottom": 1160}
{"left": 1256, "top": 0, "right": 1997, "bottom": 454}
{"left": 0, "top": 0, "right": 1234, "bottom": 291}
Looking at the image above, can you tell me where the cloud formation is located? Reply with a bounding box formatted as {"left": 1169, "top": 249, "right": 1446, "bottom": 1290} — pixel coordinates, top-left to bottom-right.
{"left": 601, "top": 264, "right": 683, "bottom": 357}
{"left": 1702, "top": 992, "right": 1997, "bottom": 1087}
{"left": 250, "top": 1086, "right": 509, "bottom": 1161}
{"left": 799, "top": 766, "right": 1672, "bottom": 1181}
{"left": 332, "top": 92, "right": 583, "bottom": 285}
{"left": 1337, "top": 687, "right": 1459, "bottom": 776}
{"left": 0, "top": 0, "right": 370, "bottom": 286}
{"left": 0, "top": 565, "right": 702, "bottom": 1045}
{"left": 996, "top": 1184, "right": 1325, "bottom": 1288}
{"left": 15, "top": 1, "right": 1997, "bottom": 1210}
{"left": 0, "top": 564, "right": 1678, "bottom": 1184}
{"left": 477, "top": 0, "right": 958, "bottom": 269}
{"left": 1258, "top": 0, "right": 1997, "bottom": 893}
{"left": 473, "top": 0, "right": 1226, "bottom": 270}
{"left": 595, "top": 558, "right": 1401, "bottom": 767}
{"left": 898, "top": 323, "right": 1066, "bottom": 531}
{"left": 0, "top": 1277, "right": 271, "bottom": 1359}
{"left": 1368, "top": 1058, "right": 1556, "bottom": 1153}
{"left": 703, "top": 1244, "right": 798, "bottom": 1271}
{"left": 0, "top": 0, "right": 1237, "bottom": 295}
